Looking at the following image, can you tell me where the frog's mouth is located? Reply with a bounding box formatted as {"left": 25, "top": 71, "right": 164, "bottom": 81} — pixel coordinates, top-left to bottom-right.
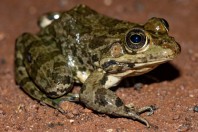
{"left": 132, "top": 58, "right": 172, "bottom": 68}
{"left": 101, "top": 58, "right": 171, "bottom": 77}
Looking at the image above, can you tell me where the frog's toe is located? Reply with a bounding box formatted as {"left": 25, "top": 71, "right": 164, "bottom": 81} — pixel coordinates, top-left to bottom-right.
{"left": 127, "top": 110, "right": 150, "bottom": 127}
{"left": 50, "top": 93, "right": 79, "bottom": 113}
{"left": 137, "top": 105, "right": 156, "bottom": 116}
{"left": 53, "top": 93, "right": 79, "bottom": 104}
{"left": 61, "top": 93, "right": 79, "bottom": 102}
{"left": 56, "top": 106, "right": 65, "bottom": 113}
{"left": 138, "top": 117, "right": 150, "bottom": 128}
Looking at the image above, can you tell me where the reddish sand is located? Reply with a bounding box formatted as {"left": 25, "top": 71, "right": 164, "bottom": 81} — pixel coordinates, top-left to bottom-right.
{"left": 0, "top": 0, "right": 198, "bottom": 131}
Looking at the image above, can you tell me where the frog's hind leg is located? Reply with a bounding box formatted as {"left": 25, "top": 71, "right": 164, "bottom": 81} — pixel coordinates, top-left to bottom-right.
{"left": 15, "top": 33, "right": 74, "bottom": 113}
{"left": 15, "top": 35, "right": 63, "bottom": 112}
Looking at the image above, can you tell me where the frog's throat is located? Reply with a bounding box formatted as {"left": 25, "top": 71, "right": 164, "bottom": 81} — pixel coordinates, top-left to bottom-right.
{"left": 103, "top": 65, "right": 158, "bottom": 89}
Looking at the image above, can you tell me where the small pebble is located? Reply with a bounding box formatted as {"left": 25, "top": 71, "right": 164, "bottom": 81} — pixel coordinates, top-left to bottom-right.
{"left": 0, "top": 109, "right": 6, "bottom": 115}
{"left": 104, "top": 0, "right": 113, "bottom": 6}
{"left": 106, "top": 129, "right": 113, "bottom": 132}
{"left": 59, "top": 0, "right": 68, "bottom": 7}
{"left": 173, "top": 114, "right": 180, "bottom": 120}
{"left": 69, "top": 119, "right": 74, "bottom": 123}
{"left": 177, "top": 124, "right": 190, "bottom": 132}
{"left": 134, "top": 82, "right": 143, "bottom": 90}
{"left": 83, "top": 108, "right": 93, "bottom": 113}
{"left": 16, "top": 104, "right": 25, "bottom": 113}
{"left": 0, "top": 32, "right": 6, "bottom": 41}
{"left": 193, "top": 105, "right": 198, "bottom": 112}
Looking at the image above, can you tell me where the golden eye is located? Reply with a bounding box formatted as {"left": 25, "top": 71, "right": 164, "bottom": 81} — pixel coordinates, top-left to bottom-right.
{"left": 125, "top": 28, "right": 148, "bottom": 51}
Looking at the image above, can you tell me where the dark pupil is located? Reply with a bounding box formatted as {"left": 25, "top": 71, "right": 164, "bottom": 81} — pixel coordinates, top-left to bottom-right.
{"left": 130, "top": 34, "right": 142, "bottom": 44}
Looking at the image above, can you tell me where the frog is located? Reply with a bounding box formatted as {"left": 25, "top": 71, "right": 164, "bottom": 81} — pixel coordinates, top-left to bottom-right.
{"left": 15, "top": 4, "right": 181, "bottom": 127}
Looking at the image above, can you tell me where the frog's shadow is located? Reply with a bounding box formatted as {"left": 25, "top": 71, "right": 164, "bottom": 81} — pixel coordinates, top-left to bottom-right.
{"left": 117, "top": 62, "right": 181, "bottom": 88}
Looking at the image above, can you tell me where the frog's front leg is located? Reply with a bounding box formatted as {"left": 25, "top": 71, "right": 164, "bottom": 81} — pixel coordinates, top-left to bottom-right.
{"left": 80, "top": 70, "right": 154, "bottom": 127}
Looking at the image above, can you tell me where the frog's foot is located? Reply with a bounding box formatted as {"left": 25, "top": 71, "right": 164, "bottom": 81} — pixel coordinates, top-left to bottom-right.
{"left": 81, "top": 92, "right": 151, "bottom": 127}
{"left": 80, "top": 70, "right": 152, "bottom": 127}
{"left": 48, "top": 93, "right": 79, "bottom": 113}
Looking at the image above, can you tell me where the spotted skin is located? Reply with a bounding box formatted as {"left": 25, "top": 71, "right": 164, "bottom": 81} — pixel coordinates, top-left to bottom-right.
{"left": 15, "top": 5, "right": 180, "bottom": 127}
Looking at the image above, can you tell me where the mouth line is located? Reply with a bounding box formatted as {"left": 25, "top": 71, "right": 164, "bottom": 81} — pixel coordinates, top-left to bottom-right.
{"left": 108, "top": 59, "right": 172, "bottom": 77}
{"left": 101, "top": 57, "right": 173, "bottom": 71}
{"left": 133, "top": 58, "right": 172, "bottom": 68}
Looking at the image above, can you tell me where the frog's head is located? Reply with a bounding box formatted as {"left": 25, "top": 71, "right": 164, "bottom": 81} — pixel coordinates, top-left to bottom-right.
{"left": 98, "top": 17, "right": 181, "bottom": 76}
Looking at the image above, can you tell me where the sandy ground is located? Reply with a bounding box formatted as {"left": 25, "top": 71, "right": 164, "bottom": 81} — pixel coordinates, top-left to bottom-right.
{"left": 0, "top": 0, "right": 198, "bottom": 131}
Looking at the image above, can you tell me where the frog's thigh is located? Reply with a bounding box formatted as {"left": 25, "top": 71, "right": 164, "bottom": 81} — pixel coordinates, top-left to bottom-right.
{"left": 15, "top": 46, "right": 62, "bottom": 111}
{"left": 23, "top": 34, "right": 74, "bottom": 98}
{"left": 80, "top": 70, "right": 152, "bottom": 127}
{"left": 16, "top": 33, "right": 74, "bottom": 96}
{"left": 15, "top": 62, "right": 77, "bottom": 111}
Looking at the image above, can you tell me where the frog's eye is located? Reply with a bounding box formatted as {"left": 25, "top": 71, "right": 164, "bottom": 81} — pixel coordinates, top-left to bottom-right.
{"left": 125, "top": 28, "right": 148, "bottom": 51}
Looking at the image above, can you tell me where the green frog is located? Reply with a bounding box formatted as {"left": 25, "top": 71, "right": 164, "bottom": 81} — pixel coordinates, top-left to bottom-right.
{"left": 15, "top": 5, "right": 181, "bottom": 127}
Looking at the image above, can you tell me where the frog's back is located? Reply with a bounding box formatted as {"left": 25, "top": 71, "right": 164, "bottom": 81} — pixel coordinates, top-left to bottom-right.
{"left": 39, "top": 4, "right": 135, "bottom": 47}
{"left": 37, "top": 5, "right": 136, "bottom": 83}
{"left": 60, "top": 4, "right": 126, "bottom": 34}
{"left": 37, "top": 5, "right": 113, "bottom": 83}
